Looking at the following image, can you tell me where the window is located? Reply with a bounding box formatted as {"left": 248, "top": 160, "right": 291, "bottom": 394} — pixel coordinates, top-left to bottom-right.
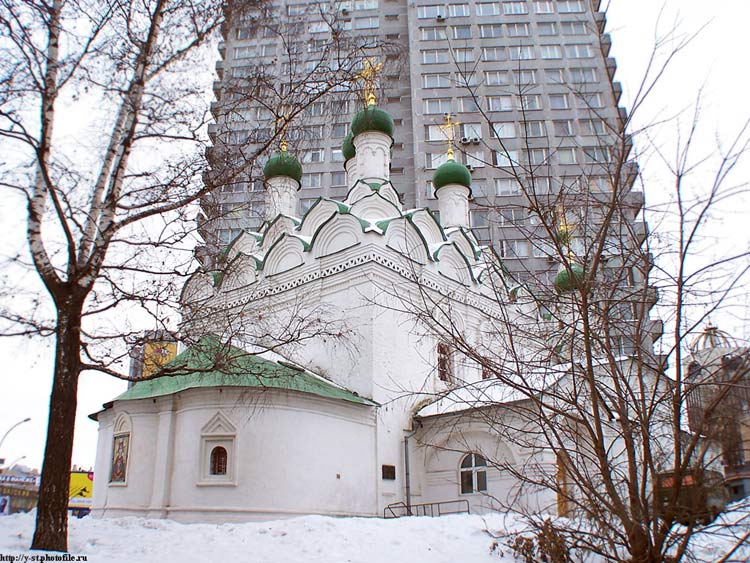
{"left": 494, "top": 150, "right": 520, "bottom": 167}
{"left": 537, "top": 21, "right": 557, "bottom": 35}
{"left": 554, "top": 120, "right": 575, "bottom": 136}
{"left": 437, "top": 342, "right": 454, "bottom": 382}
{"left": 526, "top": 148, "right": 548, "bottom": 165}
{"left": 558, "top": 0, "right": 585, "bottom": 14}
{"left": 524, "top": 120, "right": 546, "bottom": 137}
{"left": 300, "top": 198, "right": 316, "bottom": 214}
{"left": 495, "top": 177, "right": 520, "bottom": 194}
{"left": 506, "top": 23, "right": 529, "bottom": 37}
{"left": 308, "top": 21, "right": 328, "bottom": 33}
{"left": 503, "top": 1, "right": 528, "bottom": 15}
{"left": 485, "top": 70, "right": 509, "bottom": 86}
{"left": 332, "top": 123, "right": 348, "bottom": 138}
{"left": 427, "top": 152, "right": 449, "bottom": 169}
{"left": 481, "top": 47, "right": 505, "bottom": 62}
{"left": 422, "top": 27, "right": 447, "bottom": 40}
{"left": 533, "top": 239, "right": 555, "bottom": 257}
{"left": 509, "top": 46, "right": 535, "bottom": 60}
{"left": 479, "top": 24, "right": 503, "bottom": 38}
{"left": 424, "top": 73, "right": 451, "bottom": 88}
{"left": 476, "top": 2, "right": 501, "bottom": 15}
{"left": 426, "top": 124, "right": 444, "bottom": 141}
{"left": 580, "top": 119, "right": 607, "bottom": 135}
{"left": 302, "top": 149, "right": 325, "bottom": 163}
{"left": 562, "top": 21, "right": 588, "bottom": 35}
{"left": 331, "top": 149, "right": 344, "bottom": 162}
{"left": 382, "top": 465, "right": 396, "bottom": 480}
{"left": 461, "top": 123, "right": 482, "bottom": 137}
{"left": 458, "top": 97, "right": 480, "bottom": 112}
{"left": 454, "top": 48, "right": 475, "bottom": 63}
{"left": 577, "top": 93, "right": 604, "bottom": 108}
{"left": 301, "top": 172, "right": 323, "bottom": 188}
{"left": 331, "top": 171, "right": 346, "bottom": 186}
{"left": 583, "top": 147, "right": 610, "bottom": 163}
{"left": 355, "top": 0, "right": 378, "bottom": 9}
{"left": 210, "top": 447, "right": 228, "bottom": 475}
{"left": 453, "top": 25, "right": 472, "bottom": 39}
{"left": 498, "top": 207, "right": 524, "bottom": 227}
{"left": 218, "top": 228, "right": 243, "bottom": 245}
{"left": 520, "top": 94, "right": 542, "bottom": 110}
{"left": 287, "top": 4, "right": 306, "bottom": 15}
{"left": 534, "top": 0, "right": 554, "bottom": 13}
{"left": 460, "top": 453, "right": 487, "bottom": 494}
{"left": 417, "top": 5, "right": 441, "bottom": 18}
{"left": 422, "top": 49, "right": 450, "bottom": 64}
{"left": 566, "top": 44, "right": 593, "bottom": 59}
{"left": 448, "top": 3, "right": 470, "bottom": 17}
{"left": 539, "top": 45, "right": 562, "bottom": 59}
{"left": 425, "top": 98, "right": 452, "bottom": 114}
{"left": 233, "top": 46, "right": 254, "bottom": 59}
{"left": 498, "top": 240, "right": 529, "bottom": 257}
{"left": 532, "top": 176, "right": 551, "bottom": 193}
{"left": 557, "top": 147, "right": 577, "bottom": 164}
{"left": 487, "top": 95, "right": 513, "bottom": 111}
{"left": 491, "top": 122, "right": 516, "bottom": 138}
{"left": 514, "top": 69, "right": 537, "bottom": 85}
{"left": 570, "top": 68, "right": 597, "bottom": 83}
{"left": 546, "top": 69, "right": 564, "bottom": 84}
{"left": 589, "top": 176, "right": 611, "bottom": 192}
{"left": 465, "top": 149, "right": 485, "bottom": 168}
{"left": 355, "top": 16, "right": 379, "bottom": 29}
{"left": 549, "top": 93, "right": 569, "bottom": 109}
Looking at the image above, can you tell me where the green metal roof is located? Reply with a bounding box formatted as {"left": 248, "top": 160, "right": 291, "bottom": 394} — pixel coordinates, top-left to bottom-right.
{"left": 114, "top": 336, "right": 374, "bottom": 406}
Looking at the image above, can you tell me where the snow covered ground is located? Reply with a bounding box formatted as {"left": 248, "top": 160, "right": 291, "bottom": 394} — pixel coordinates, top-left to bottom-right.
{"left": 1, "top": 507, "right": 748, "bottom": 563}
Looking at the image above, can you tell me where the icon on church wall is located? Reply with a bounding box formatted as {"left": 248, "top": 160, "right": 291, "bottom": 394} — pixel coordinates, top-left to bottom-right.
{"left": 110, "top": 434, "right": 129, "bottom": 483}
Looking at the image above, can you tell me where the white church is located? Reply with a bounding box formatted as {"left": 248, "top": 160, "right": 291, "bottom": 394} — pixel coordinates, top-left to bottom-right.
{"left": 90, "top": 96, "right": 592, "bottom": 522}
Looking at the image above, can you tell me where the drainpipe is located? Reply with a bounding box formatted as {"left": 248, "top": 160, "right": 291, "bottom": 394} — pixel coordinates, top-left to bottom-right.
{"left": 404, "top": 419, "right": 422, "bottom": 516}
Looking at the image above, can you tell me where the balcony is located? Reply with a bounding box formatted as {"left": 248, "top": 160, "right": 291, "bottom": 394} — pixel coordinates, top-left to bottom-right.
{"left": 600, "top": 33, "right": 612, "bottom": 57}
{"left": 646, "top": 318, "right": 664, "bottom": 341}
{"left": 612, "top": 81, "right": 623, "bottom": 104}
{"left": 633, "top": 221, "right": 649, "bottom": 245}
{"left": 594, "top": 11, "right": 606, "bottom": 33}
{"left": 606, "top": 57, "right": 617, "bottom": 80}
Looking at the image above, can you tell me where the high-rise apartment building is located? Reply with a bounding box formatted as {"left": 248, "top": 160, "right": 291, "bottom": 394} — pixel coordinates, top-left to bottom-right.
{"left": 204, "top": 0, "right": 644, "bottom": 290}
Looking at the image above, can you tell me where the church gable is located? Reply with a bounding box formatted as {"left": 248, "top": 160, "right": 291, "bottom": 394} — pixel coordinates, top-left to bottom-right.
{"left": 310, "top": 213, "right": 365, "bottom": 259}
{"left": 201, "top": 411, "right": 236, "bottom": 436}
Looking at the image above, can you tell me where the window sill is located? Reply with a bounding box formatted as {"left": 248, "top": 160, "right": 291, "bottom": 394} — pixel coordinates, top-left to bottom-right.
{"left": 196, "top": 479, "right": 237, "bottom": 487}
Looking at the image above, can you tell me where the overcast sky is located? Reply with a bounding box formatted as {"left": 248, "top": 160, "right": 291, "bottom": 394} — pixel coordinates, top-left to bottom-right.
{"left": 0, "top": 0, "right": 748, "bottom": 472}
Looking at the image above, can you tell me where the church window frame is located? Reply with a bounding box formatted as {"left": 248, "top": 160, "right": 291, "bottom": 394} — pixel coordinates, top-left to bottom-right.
{"left": 198, "top": 412, "right": 237, "bottom": 486}
{"left": 437, "top": 342, "right": 454, "bottom": 383}
{"left": 210, "top": 446, "right": 228, "bottom": 475}
{"left": 109, "top": 413, "right": 132, "bottom": 486}
{"left": 459, "top": 452, "right": 488, "bottom": 494}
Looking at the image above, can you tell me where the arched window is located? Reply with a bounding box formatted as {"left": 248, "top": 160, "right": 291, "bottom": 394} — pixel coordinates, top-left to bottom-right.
{"left": 460, "top": 453, "right": 487, "bottom": 494}
{"left": 210, "top": 446, "right": 228, "bottom": 476}
{"left": 437, "top": 342, "right": 453, "bottom": 382}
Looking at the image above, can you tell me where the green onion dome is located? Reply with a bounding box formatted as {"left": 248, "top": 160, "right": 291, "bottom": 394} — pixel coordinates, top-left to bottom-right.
{"left": 554, "top": 263, "right": 584, "bottom": 293}
{"left": 350, "top": 104, "right": 395, "bottom": 138}
{"left": 432, "top": 159, "right": 472, "bottom": 190}
{"left": 263, "top": 150, "right": 303, "bottom": 183}
{"left": 342, "top": 132, "right": 356, "bottom": 161}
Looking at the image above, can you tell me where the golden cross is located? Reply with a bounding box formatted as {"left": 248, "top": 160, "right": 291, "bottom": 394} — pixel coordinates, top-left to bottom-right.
{"left": 276, "top": 112, "right": 289, "bottom": 152}
{"left": 356, "top": 58, "right": 384, "bottom": 107}
{"left": 556, "top": 204, "right": 576, "bottom": 258}
{"left": 438, "top": 113, "right": 461, "bottom": 160}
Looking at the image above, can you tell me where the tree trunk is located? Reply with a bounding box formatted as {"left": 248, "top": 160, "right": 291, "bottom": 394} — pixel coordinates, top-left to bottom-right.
{"left": 31, "top": 306, "right": 82, "bottom": 552}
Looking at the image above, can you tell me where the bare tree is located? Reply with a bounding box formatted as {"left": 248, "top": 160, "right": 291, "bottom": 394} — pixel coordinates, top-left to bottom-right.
{"left": 384, "top": 19, "right": 750, "bottom": 563}
{"left": 0, "top": 0, "right": 391, "bottom": 551}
